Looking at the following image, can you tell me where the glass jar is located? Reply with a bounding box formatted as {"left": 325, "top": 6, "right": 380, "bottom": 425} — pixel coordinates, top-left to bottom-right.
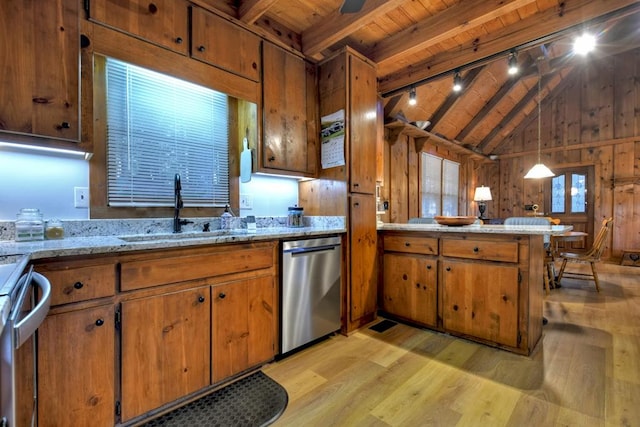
{"left": 45, "top": 219, "right": 65, "bottom": 239}
{"left": 287, "top": 205, "right": 304, "bottom": 228}
{"left": 15, "top": 208, "right": 45, "bottom": 242}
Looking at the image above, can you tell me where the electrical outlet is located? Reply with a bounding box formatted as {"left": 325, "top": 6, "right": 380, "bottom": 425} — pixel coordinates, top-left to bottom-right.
{"left": 74, "top": 187, "right": 89, "bottom": 208}
{"left": 240, "top": 194, "right": 253, "bottom": 209}
{"left": 524, "top": 204, "right": 534, "bottom": 211}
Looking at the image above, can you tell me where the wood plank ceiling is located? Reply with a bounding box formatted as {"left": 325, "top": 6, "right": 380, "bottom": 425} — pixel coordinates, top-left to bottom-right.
{"left": 199, "top": 0, "right": 640, "bottom": 156}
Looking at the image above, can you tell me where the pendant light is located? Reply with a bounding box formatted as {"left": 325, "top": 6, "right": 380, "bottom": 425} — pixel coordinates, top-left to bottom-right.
{"left": 524, "top": 68, "right": 555, "bottom": 179}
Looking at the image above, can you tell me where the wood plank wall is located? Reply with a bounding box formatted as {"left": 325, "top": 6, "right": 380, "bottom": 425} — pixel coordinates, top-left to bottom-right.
{"left": 481, "top": 48, "right": 640, "bottom": 260}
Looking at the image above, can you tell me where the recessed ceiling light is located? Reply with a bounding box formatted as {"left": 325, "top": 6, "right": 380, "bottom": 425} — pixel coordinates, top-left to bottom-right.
{"left": 573, "top": 33, "right": 596, "bottom": 55}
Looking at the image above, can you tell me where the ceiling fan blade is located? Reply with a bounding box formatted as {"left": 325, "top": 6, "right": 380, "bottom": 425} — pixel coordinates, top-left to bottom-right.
{"left": 340, "top": 0, "right": 366, "bottom": 14}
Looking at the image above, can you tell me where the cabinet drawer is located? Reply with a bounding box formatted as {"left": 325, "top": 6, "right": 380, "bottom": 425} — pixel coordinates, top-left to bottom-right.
{"left": 120, "top": 244, "right": 274, "bottom": 291}
{"left": 384, "top": 235, "right": 438, "bottom": 255}
{"left": 36, "top": 263, "right": 116, "bottom": 306}
{"left": 442, "top": 238, "right": 518, "bottom": 263}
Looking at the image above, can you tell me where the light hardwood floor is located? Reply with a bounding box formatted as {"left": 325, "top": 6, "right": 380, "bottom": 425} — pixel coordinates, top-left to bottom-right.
{"left": 263, "top": 262, "right": 640, "bottom": 426}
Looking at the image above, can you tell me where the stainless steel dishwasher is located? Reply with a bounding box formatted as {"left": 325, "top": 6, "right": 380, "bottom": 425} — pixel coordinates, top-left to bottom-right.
{"left": 281, "top": 236, "right": 342, "bottom": 354}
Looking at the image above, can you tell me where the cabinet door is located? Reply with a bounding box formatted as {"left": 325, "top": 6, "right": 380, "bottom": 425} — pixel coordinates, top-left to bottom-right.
{"left": 88, "top": 0, "right": 189, "bottom": 55}
{"left": 0, "top": 0, "right": 79, "bottom": 141}
{"left": 442, "top": 260, "right": 519, "bottom": 347}
{"left": 262, "top": 42, "right": 311, "bottom": 174}
{"left": 121, "top": 287, "right": 210, "bottom": 421}
{"left": 38, "top": 305, "right": 115, "bottom": 427}
{"left": 349, "top": 194, "right": 378, "bottom": 323}
{"left": 212, "top": 275, "right": 275, "bottom": 382}
{"left": 191, "top": 6, "right": 261, "bottom": 82}
{"left": 348, "top": 54, "right": 377, "bottom": 194}
{"left": 383, "top": 254, "right": 437, "bottom": 327}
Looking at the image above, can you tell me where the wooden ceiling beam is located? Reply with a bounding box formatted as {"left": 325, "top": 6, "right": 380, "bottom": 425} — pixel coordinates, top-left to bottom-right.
{"left": 237, "top": 0, "right": 279, "bottom": 24}
{"left": 378, "top": 0, "right": 640, "bottom": 96}
{"left": 371, "top": 0, "right": 537, "bottom": 70}
{"left": 301, "top": 0, "right": 405, "bottom": 59}
{"left": 427, "top": 67, "right": 484, "bottom": 130}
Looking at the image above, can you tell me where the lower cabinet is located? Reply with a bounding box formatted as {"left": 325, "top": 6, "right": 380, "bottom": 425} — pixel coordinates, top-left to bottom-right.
{"left": 441, "top": 260, "right": 519, "bottom": 348}
{"left": 37, "top": 304, "right": 115, "bottom": 427}
{"left": 382, "top": 253, "right": 437, "bottom": 327}
{"left": 120, "top": 286, "right": 211, "bottom": 422}
{"left": 212, "top": 274, "right": 275, "bottom": 382}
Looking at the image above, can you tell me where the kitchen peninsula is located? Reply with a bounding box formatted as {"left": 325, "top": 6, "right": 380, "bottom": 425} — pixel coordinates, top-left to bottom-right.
{"left": 378, "top": 222, "right": 571, "bottom": 356}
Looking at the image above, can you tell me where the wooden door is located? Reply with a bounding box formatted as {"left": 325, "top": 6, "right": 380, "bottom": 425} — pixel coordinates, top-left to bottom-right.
{"left": 383, "top": 253, "right": 437, "bottom": 327}
{"left": 545, "top": 165, "right": 595, "bottom": 250}
{"left": 348, "top": 53, "right": 377, "bottom": 195}
{"left": 262, "top": 42, "right": 309, "bottom": 173}
{"left": 88, "top": 0, "right": 189, "bottom": 55}
{"left": 38, "top": 305, "right": 115, "bottom": 427}
{"left": 120, "top": 287, "right": 210, "bottom": 421}
{"left": 442, "top": 260, "right": 519, "bottom": 348}
{"left": 349, "top": 194, "right": 378, "bottom": 323}
{"left": 191, "top": 6, "right": 261, "bottom": 81}
{"left": 0, "top": 0, "right": 79, "bottom": 141}
{"left": 212, "top": 275, "right": 275, "bottom": 382}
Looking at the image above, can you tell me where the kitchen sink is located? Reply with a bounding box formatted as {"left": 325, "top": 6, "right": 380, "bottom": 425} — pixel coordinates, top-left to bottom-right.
{"left": 119, "top": 230, "right": 246, "bottom": 242}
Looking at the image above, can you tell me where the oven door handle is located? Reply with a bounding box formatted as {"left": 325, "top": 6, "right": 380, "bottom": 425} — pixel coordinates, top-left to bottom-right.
{"left": 14, "top": 272, "right": 51, "bottom": 349}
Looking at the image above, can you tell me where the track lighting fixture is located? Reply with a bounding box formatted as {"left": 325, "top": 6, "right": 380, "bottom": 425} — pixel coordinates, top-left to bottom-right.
{"left": 524, "top": 67, "right": 555, "bottom": 179}
{"left": 573, "top": 33, "right": 596, "bottom": 55}
{"left": 452, "top": 71, "right": 462, "bottom": 92}
{"left": 409, "top": 87, "right": 417, "bottom": 105}
{"left": 507, "top": 51, "right": 519, "bottom": 75}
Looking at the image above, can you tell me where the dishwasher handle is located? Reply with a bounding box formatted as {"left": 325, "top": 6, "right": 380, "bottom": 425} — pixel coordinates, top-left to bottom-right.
{"left": 283, "top": 244, "right": 340, "bottom": 255}
{"left": 14, "top": 271, "right": 51, "bottom": 349}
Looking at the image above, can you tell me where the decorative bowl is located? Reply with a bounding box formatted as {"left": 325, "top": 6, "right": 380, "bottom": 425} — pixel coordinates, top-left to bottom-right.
{"left": 434, "top": 216, "right": 477, "bottom": 226}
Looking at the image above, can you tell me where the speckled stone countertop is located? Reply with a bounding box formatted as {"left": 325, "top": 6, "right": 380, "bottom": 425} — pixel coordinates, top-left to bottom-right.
{"left": 378, "top": 223, "right": 572, "bottom": 235}
{"left": 0, "top": 216, "right": 346, "bottom": 262}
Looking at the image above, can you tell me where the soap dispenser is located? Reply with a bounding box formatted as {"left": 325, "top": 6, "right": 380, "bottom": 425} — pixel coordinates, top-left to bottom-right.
{"left": 220, "top": 205, "right": 234, "bottom": 230}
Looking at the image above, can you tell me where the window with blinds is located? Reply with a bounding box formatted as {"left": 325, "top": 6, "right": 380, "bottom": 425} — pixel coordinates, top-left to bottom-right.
{"left": 420, "top": 153, "right": 459, "bottom": 217}
{"left": 105, "top": 57, "right": 229, "bottom": 207}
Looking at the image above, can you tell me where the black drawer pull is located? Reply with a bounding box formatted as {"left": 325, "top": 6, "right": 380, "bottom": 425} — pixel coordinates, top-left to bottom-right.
{"left": 446, "top": 267, "right": 451, "bottom": 271}
{"left": 405, "top": 242, "right": 411, "bottom": 246}
{"left": 198, "top": 296, "right": 205, "bottom": 303}
{"left": 402, "top": 274, "right": 408, "bottom": 280}
{"left": 148, "top": 3, "right": 158, "bottom": 14}
{"left": 95, "top": 318, "right": 104, "bottom": 327}
{"left": 453, "top": 305, "right": 458, "bottom": 311}
{"left": 218, "top": 292, "right": 226, "bottom": 299}
{"left": 74, "top": 281, "right": 84, "bottom": 289}
{"left": 175, "top": 37, "right": 183, "bottom": 44}
{"left": 198, "top": 45, "right": 206, "bottom": 52}
{"left": 473, "top": 247, "right": 479, "bottom": 252}
{"left": 426, "top": 265, "right": 431, "bottom": 270}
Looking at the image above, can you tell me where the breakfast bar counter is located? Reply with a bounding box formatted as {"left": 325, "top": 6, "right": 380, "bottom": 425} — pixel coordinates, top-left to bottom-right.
{"left": 378, "top": 223, "right": 571, "bottom": 355}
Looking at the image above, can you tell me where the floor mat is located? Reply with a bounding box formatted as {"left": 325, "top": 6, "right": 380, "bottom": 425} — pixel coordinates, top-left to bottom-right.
{"left": 369, "top": 319, "right": 398, "bottom": 333}
{"left": 142, "top": 371, "right": 288, "bottom": 427}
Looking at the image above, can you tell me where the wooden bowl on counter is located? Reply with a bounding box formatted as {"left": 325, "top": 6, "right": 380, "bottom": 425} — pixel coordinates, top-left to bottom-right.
{"left": 434, "top": 216, "right": 478, "bottom": 226}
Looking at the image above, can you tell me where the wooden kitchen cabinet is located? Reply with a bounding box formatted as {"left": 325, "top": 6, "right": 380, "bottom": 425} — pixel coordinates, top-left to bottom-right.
{"left": 120, "top": 286, "right": 211, "bottom": 422}
{"left": 382, "top": 253, "right": 438, "bottom": 327}
{"left": 87, "top": 0, "right": 189, "bottom": 56}
{"left": 212, "top": 274, "right": 276, "bottom": 382}
{"left": 349, "top": 194, "right": 378, "bottom": 323}
{"left": 37, "top": 304, "right": 115, "bottom": 427}
{"left": 441, "top": 259, "right": 519, "bottom": 347}
{"left": 0, "top": 0, "right": 80, "bottom": 142}
{"left": 261, "top": 42, "right": 318, "bottom": 176}
{"left": 191, "top": 5, "right": 261, "bottom": 82}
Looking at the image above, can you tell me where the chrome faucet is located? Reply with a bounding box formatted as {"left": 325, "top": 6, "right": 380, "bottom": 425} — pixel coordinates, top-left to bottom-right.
{"left": 173, "top": 174, "right": 193, "bottom": 233}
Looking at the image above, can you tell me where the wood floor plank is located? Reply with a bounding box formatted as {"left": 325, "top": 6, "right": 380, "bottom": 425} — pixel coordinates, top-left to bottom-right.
{"left": 264, "top": 263, "right": 640, "bottom": 426}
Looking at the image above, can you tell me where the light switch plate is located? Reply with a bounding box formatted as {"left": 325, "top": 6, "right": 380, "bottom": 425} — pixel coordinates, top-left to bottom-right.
{"left": 240, "top": 194, "right": 253, "bottom": 209}
{"left": 74, "top": 187, "right": 89, "bottom": 208}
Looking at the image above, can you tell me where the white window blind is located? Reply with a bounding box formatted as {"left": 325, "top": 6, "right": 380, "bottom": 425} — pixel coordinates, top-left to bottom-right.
{"left": 420, "top": 153, "right": 459, "bottom": 217}
{"left": 105, "top": 57, "right": 229, "bottom": 207}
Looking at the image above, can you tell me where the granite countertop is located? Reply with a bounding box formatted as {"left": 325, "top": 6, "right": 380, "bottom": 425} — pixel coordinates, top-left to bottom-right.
{"left": 378, "top": 223, "right": 573, "bottom": 235}
{"left": 0, "top": 217, "right": 346, "bottom": 262}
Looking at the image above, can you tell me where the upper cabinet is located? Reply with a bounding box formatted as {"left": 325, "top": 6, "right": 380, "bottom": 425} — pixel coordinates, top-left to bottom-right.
{"left": 0, "top": 0, "right": 80, "bottom": 142}
{"left": 87, "top": 0, "right": 189, "bottom": 56}
{"left": 261, "top": 42, "right": 318, "bottom": 176}
{"left": 191, "top": 6, "right": 261, "bottom": 82}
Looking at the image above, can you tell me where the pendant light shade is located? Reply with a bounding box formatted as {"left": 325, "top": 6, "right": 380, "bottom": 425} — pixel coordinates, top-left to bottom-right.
{"left": 524, "top": 68, "right": 555, "bottom": 179}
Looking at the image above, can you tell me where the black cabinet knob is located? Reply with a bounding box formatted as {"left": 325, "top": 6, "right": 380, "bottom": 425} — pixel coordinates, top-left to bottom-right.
{"left": 148, "top": 3, "right": 158, "bottom": 14}
{"left": 95, "top": 318, "right": 104, "bottom": 327}
{"left": 198, "top": 45, "right": 206, "bottom": 52}
{"left": 58, "top": 122, "right": 70, "bottom": 129}
{"left": 198, "top": 296, "right": 205, "bottom": 303}
{"left": 446, "top": 266, "right": 451, "bottom": 271}
{"left": 473, "top": 247, "right": 479, "bottom": 252}
{"left": 268, "top": 156, "right": 275, "bottom": 162}
{"left": 453, "top": 305, "right": 458, "bottom": 311}
{"left": 402, "top": 274, "right": 408, "bottom": 280}
{"left": 218, "top": 292, "right": 226, "bottom": 299}
{"left": 426, "top": 265, "right": 431, "bottom": 270}
{"left": 73, "top": 281, "right": 84, "bottom": 289}
{"left": 175, "top": 37, "right": 183, "bottom": 44}
{"left": 405, "top": 242, "right": 410, "bottom": 246}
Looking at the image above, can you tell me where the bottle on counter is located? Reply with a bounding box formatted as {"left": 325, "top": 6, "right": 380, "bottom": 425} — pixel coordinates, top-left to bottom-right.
{"left": 45, "top": 219, "right": 65, "bottom": 239}
{"left": 15, "top": 208, "right": 45, "bottom": 241}
{"left": 287, "top": 205, "right": 304, "bottom": 228}
{"left": 220, "top": 205, "right": 234, "bottom": 230}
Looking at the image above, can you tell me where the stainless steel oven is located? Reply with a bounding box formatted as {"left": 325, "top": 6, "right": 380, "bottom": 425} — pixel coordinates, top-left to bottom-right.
{"left": 0, "top": 256, "right": 51, "bottom": 427}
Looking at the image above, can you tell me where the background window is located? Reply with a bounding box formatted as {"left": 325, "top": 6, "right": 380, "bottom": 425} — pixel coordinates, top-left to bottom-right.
{"left": 551, "top": 171, "right": 586, "bottom": 214}
{"left": 421, "top": 153, "right": 459, "bottom": 217}
{"left": 105, "top": 57, "right": 229, "bottom": 207}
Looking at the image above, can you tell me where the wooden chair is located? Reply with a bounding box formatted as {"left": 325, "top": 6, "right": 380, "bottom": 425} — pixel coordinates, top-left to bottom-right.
{"left": 504, "top": 217, "right": 555, "bottom": 295}
{"left": 556, "top": 218, "right": 614, "bottom": 292}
